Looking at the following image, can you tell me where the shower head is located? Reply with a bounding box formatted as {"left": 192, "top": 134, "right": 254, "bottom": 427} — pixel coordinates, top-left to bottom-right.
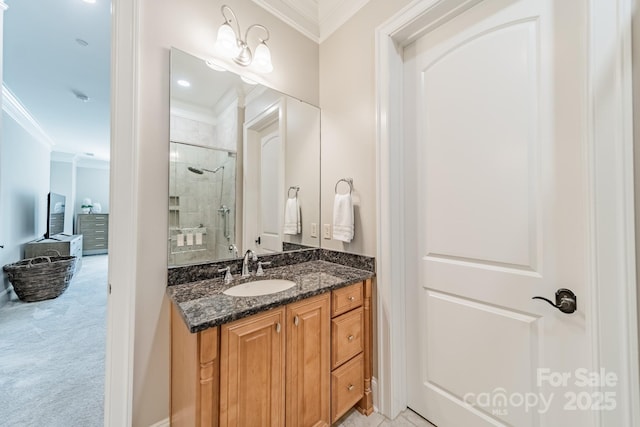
{"left": 187, "top": 165, "right": 224, "bottom": 175}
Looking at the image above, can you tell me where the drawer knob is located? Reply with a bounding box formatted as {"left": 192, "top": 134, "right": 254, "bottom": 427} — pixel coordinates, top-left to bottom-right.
{"left": 348, "top": 335, "right": 354, "bottom": 342}
{"left": 347, "top": 384, "right": 354, "bottom": 391}
{"left": 348, "top": 296, "right": 355, "bottom": 301}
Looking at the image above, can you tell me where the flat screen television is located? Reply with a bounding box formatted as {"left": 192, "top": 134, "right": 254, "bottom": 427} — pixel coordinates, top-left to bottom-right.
{"left": 45, "top": 192, "right": 66, "bottom": 239}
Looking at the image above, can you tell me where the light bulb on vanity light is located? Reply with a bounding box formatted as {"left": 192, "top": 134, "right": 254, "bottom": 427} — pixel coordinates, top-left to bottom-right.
{"left": 213, "top": 5, "right": 273, "bottom": 74}
{"left": 215, "top": 22, "right": 240, "bottom": 58}
{"left": 252, "top": 41, "right": 273, "bottom": 73}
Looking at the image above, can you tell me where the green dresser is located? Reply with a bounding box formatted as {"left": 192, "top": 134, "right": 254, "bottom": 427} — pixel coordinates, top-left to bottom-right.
{"left": 76, "top": 213, "right": 109, "bottom": 255}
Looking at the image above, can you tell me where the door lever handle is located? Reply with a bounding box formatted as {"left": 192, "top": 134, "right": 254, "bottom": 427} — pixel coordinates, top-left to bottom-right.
{"left": 533, "top": 288, "right": 577, "bottom": 314}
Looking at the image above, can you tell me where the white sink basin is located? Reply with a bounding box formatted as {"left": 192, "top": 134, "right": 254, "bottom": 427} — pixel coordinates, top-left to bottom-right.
{"left": 223, "top": 279, "right": 296, "bottom": 297}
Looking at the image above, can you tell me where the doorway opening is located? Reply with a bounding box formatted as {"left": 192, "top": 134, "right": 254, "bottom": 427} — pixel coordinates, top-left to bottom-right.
{"left": 1, "top": 0, "right": 111, "bottom": 425}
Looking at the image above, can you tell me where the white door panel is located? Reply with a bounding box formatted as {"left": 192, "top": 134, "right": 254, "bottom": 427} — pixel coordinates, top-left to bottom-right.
{"left": 259, "top": 131, "right": 283, "bottom": 253}
{"left": 405, "top": 0, "right": 592, "bottom": 426}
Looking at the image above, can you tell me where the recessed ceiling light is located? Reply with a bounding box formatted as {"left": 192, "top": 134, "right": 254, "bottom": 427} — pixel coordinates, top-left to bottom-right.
{"left": 177, "top": 79, "right": 191, "bottom": 87}
{"left": 75, "top": 38, "right": 89, "bottom": 47}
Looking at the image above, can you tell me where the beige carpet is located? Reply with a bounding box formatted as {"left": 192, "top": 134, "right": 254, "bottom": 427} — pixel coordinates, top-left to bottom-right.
{"left": 0, "top": 255, "right": 107, "bottom": 427}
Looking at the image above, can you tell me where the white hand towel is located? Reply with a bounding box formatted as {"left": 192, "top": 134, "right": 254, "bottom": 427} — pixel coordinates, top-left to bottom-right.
{"left": 283, "top": 197, "right": 301, "bottom": 235}
{"left": 332, "top": 193, "right": 354, "bottom": 242}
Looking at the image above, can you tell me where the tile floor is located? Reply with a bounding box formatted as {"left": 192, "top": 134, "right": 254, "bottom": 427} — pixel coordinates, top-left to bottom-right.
{"left": 335, "top": 408, "right": 436, "bottom": 427}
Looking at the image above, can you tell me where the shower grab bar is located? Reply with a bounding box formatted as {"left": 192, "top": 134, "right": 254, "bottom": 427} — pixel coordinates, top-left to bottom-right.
{"left": 218, "top": 205, "right": 231, "bottom": 240}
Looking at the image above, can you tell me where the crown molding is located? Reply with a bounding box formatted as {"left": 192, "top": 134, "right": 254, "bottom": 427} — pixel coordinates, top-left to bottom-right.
{"left": 51, "top": 151, "right": 79, "bottom": 163}
{"left": 318, "top": 0, "right": 371, "bottom": 43}
{"left": 251, "top": 0, "right": 371, "bottom": 44}
{"left": 251, "top": 0, "right": 319, "bottom": 42}
{"left": 2, "top": 83, "right": 55, "bottom": 150}
{"left": 76, "top": 157, "right": 110, "bottom": 170}
{"left": 170, "top": 99, "right": 218, "bottom": 126}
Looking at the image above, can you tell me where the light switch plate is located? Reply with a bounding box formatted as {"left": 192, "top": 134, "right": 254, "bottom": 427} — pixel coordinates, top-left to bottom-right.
{"left": 311, "top": 223, "right": 318, "bottom": 238}
{"left": 323, "top": 224, "right": 331, "bottom": 239}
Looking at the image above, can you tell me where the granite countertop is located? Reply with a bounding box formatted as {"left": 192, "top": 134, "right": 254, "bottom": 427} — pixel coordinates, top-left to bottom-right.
{"left": 167, "top": 260, "right": 375, "bottom": 333}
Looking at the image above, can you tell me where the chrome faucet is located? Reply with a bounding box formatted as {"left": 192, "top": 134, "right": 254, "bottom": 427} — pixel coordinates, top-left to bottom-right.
{"left": 242, "top": 249, "right": 257, "bottom": 277}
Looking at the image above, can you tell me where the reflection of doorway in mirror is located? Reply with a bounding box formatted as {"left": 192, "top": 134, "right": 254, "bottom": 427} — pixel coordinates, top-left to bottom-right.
{"left": 259, "top": 125, "right": 283, "bottom": 253}
{"left": 243, "top": 98, "right": 285, "bottom": 255}
{"left": 168, "top": 142, "right": 237, "bottom": 265}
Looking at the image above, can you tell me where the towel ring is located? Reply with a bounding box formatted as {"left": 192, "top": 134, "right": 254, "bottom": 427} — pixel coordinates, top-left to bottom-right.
{"left": 288, "top": 186, "right": 300, "bottom": 198}
{"left": 335, "top": 178, "right": 353, "bottom": 195}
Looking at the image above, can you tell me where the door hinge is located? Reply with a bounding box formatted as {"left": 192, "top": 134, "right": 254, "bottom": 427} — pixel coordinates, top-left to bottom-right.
{"left": 108, "top": 283, "right": 112, "bottom": 294}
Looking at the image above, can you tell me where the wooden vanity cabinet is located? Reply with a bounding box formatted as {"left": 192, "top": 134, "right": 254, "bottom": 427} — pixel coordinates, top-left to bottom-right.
{"left": 170, "top": 279, "right": 372, "bottom": 427}
{"left": 220, "top": 308, "right": 286, "bottom": 427}
{"left": 286, "top": 294, "right": 331, "bottom": 427}
{"left": 170, "top": 307, "right": 220, "bottom": 427}
{"left": 329, "top": 280, "right": 373, "bottom": 423}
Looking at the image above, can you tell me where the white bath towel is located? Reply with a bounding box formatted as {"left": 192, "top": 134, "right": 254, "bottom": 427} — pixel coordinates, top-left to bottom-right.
{"left": 283, "top": 197, "right": 301, "bottom": 235}
{"left": 332, "top": 193, "right": 354, "bottom": 242}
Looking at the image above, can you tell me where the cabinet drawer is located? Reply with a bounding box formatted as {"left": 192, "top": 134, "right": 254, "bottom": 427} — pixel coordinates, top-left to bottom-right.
{"left": 81, "top": 228, "right": 108, "bottom": 238}
{"left": 331, "top": 282, "right": 363, "bottom": 317}
{"left": 331, "top": 307, "right": 363, "bottom": 369}
{"left": 82, "top": 215, "right": 108, "bottom": 223}
{"left": 83, "top": 237, "right": 108, "bottom": 250}
{"left": 331, "top": 353, "right": 364, "bottom": 423}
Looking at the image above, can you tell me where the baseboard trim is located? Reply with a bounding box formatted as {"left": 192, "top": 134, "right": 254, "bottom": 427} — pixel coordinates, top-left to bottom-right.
{"left": 372, "top": 376, "right": 379, "bottom": 412}
{"left": 148, "top": 418, "right": 169, "bottom": 427}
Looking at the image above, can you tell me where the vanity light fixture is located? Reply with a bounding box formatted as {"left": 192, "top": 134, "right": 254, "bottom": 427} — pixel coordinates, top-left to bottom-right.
{"left": 214, "top": 5, "right": 273, "bottom": 73}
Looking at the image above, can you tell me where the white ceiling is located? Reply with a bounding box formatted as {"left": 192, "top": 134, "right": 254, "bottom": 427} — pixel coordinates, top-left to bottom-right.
{"left": 3, "top": 0, "right": 111, "bottom": 162}
{"left": 1, "top": 0, "right": 367, "bottom": 164}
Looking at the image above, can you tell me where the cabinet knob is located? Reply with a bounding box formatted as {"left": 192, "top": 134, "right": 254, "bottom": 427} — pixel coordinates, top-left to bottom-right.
{"left": 293, "top": 316, "right": 299, "bottom": 326}
{"left": 348, "top": 296, "right": 355, "bottom": 301}
{"left": 347, "top": 384, "right": 354, "bottom": 391}
{"left": 275, "top": 322, "right": 281, "bottom": 333}
{"left": 347, "top": 335, "right": 354, "bottom": 342}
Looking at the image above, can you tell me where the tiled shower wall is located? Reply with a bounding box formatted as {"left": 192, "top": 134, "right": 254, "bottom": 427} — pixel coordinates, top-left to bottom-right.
{"left": 169, "top": 102, "right": 239, "bottom": 266}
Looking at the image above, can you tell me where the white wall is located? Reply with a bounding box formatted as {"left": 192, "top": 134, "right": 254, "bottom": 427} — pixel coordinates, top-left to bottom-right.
{"left": 75, "top": 166, "right": 110, "bottom": 215}
{"left": 319, "top": 0, "right": 413, "bottom": 256}
{"left": 0, "top": 111, "right": 51, "bottom": 303}
{"left": 50, "top": 160, "right": 76, "bottom": 234}
{"left": 284, "top": 97, "right": 321, "bottom": 248}
{"left": 132, "top": 0, "right": 319, "bottom": 424}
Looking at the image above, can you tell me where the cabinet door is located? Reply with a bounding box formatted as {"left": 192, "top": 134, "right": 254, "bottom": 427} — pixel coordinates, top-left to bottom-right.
{"left": 220, "top": 308, "right": 286, "bottom": 427}
{"left": 286, "top": 293, "right": 331, "bottom": 427}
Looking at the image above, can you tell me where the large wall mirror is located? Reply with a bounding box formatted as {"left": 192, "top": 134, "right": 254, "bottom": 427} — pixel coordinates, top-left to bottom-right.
{"left": 169, "top": 48, "right": 321, "bottom": 267}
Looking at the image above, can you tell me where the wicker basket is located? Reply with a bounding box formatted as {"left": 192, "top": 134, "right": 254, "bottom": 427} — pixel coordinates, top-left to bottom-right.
{"left": 2, "top": 250, "right": 77, "bottom": 302}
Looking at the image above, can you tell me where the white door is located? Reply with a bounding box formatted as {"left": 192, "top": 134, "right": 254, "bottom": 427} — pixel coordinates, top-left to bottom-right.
{"left": 405, "top": 0, "right": 597, "bottom": 426}
{"left": 258, "top": 129, "right": 283, "bottom": 253}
